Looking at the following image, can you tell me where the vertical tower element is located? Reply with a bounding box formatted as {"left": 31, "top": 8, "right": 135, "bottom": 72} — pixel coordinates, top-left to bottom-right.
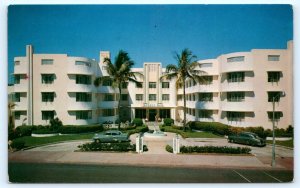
{"left": 26, "top": 45, "right": 33, "bottom": 125}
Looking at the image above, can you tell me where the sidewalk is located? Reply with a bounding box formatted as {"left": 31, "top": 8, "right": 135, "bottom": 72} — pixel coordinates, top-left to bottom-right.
{"left": 9, "top": 150, "right": 278, "bottom": 169}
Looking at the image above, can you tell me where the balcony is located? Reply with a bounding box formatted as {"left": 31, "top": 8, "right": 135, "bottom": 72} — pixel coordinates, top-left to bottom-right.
{"left": 67, "top": 83, "right": 95, "bottom": 92}
{"left": 196, "top": 101, "right": 219, "bottom": 110}
{"left": 221, "top": 81, "right": 253, "bottom": 92}
{"left": 221, "top": 101, "right": 254, "bottom": 112}
{"left": 68, "top": 101, "right": 96, "bottom": 110}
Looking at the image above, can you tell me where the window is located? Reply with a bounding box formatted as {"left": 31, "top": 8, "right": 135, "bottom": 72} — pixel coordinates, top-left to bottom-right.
{"left": 76, "top": 75, "right": 91, "bottom": 85}
{"left": 267, "top": 111, "right": 283, "bottom": 121}
{"left": 227, "top": 72, "right": 244, "bottom": 82}
{"left": 102, "top": 109, "right": 115, "bottom": 117}
{"left": 268, "top": 92, "right": 282, "bottom": 102}
{"left": 121, "top": 94, "right": 128, "bottom": 101}
{"left": 162, "top": 94, "right": 169, "bottom": 101}
{"left": 76, "top": 110, "right": 92, "bottom": 119}
{"left": 149, "top": 94, "right": 156, "bottom": 101}
{"left": 162, "top": 82, "right": 169, "bottom": 88}
{"left": 199, "top": 93, "right": 213, "bottom": 102}
{"left": 227, "top": 56, "right": 245, "bottom": 62}
{"left": 149, "top": 82, "right": 156, "bottom": 88}
{"left": 102, "top": 79, "right": 112, "bottom": 86}
{"left": 14, "top": 93, "right": 21, "bottom": 102}
{"left": 76, "top": 93, "right": 92, "bottom": 102}
{"left": 268, "top": 72, "right": 281, "bottom": 82}
{"left": 136, "top": 94, "right": 143, "bottom": 101}
{"left": 227, "top": 92, "right": 245, "bottom": 102}
{"left": 198, "top": 110, "right": 213, "bottom": 118}
{"left": 42, "top": 111, "right": 54, "bottom": 120}
{"left": 136, "top": 82, "right": 143, "bottom": 88}
{"left": 14, "top": 61, "right": 20, "bottom": 66}
{"left": 199, "top": 63, "right": 212, "bottom": 68}
{"left": 14, "top": 111, "right": 21, "bottom": 120}
{"left": 41, "top": 74, "right": 55, "bottom": 84}
{"left": 122, "top": 82, "right": 128, "bottom": 89}
{"left": 177, "top": 95, "right": 182, "bottom": 101}
{"left": 104, "top": 94, "right": 114, "bottom": 101}
{"left": 42, "top": 92, "right": 55, "bottom": 102}
{"left": 41, "top": 59, "right": 53, "bottom": 65}
{"left": 192, "top": 94, "right": 196, "bottom": 101}
{"left": 75, "top": 61, "right": 91, "bottom": 67}
{"left": 199, "top": 76, "right": 213, "bottom": 85}
{"left": 14, "top": 75, "right": 21, "bottom": 84}
{"left": 227, "top": 112, "right": 245, "bottom": 121}
{"left": 268, "top": 55, "right": 280, "bottom": 61}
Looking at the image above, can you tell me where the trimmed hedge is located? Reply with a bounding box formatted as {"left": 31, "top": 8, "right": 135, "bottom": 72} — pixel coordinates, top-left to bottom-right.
{"left": 163, "top": 118, "right": 174, "bottom": 126}
{"left": 78, "top": 142, "right": 148, "bottom": 152}
{"left": 11, "top": 140, "right": 25, "bottom": 150}
{"left": 132, "top": 118, "right": 143, "bottom": 127}
{"left": 59, "top": 125, "right": 104, "bottom": 134}
{"left": 188, "top": 122, "right": 230, "bottom": 136}
{"left": 168, "top": 145, "right": 251, "bottom": 154}
{"left": 127, "top": 126, "right": 149, "bottom": 136}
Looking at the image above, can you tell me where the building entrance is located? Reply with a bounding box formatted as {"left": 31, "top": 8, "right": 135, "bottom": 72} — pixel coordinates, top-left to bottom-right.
{"left": 149, "top": 109, "right": 157, "bottom": 121}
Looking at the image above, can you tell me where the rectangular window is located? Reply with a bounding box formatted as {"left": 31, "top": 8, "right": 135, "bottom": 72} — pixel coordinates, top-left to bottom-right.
{"left": 14, "top": 93, "right": 21, "bottom": 102}
{"left": 136, "top": 94, "right": 143, "bottom": 101}
{"left": 268, "top": 72, "right": 281, "bottom": 82}
{"left": 76, "top": 93, "right": 92, "bottom": 102}
{"left": 227, "top": 92, "right": 245, "bottom": 102}
{"left": 268, "top": 55, "right": 280, "bottom": 61}
{"left": 76, "top": 75, "right": 91, "bottom": 85}
{"left": 76, "top": 110, "right": 92, "bottom": 119}
{"left": 104, "top": 94, "right": 114, "bottom": 101}
{"left": 267, "top": 111, "right": 283, "bottom": 121}
{"left": 268, "top": 92, "right": 282, "bottom": 102}
{"left": 102, "top": 79, "right": 112, "bottom": 86}
{"left": 41, "top": 74, "right": 55, "bottom": 84}
{"left": 227, "top": 56, "right": 245, "bottom": 62}
{"left": 14, "top": 75, "right": 21, "bottom": 84}
{"left": 162, "top": 82, "right": 169, "bottom": 88}
{"left": 199, "top": 93, "right": 213, "bottom": 102}
{"left": 227, "top": 72, "right": 245, "bottom": 82}
{"left": 149, "top": 82, "right": 156, "bottom": 88}
{"left": 177, "top": 95, "right": 182, "bottom": 101}
{"left": 198, "top": 110, "right": 213, "bottom": 118}
{"left": 14, "top": 111, "right": 21, "bottom": 120}
{"left": 162, "top": 94, "right": 169, "bottom": 101}
{"left": 41, "top": 59, "right": 54, "bottom": 65}
{"left": 122, "top": 82, "right": 128, "bottom": 89}
{"left": 102, "top": 109, "right": 115, "bottom": 117}
{"left": 14, "top": 61, "right": 20, "bottom": 66}
{"left": 227, "top": 112, "right": 245, "bottom": 121}
{"left": 136, "top": 82, "right": 143, "bottom": 88}
{"left": 121, "top": 94, "right": 128, "bottom": 101}
{"left": 199, "top": 76, "right": 213, "bottom": 85}
{"left": 149, "top": 94, "right": 156, "bottom": 101}
{"left": 75, "top": 61, "right": 91, "bottom": 67}
{"left": 42, "top": 111, "right": 54, "bottom": 120}
{"left": 199, "top": 63, "right": 213, "bottom": 68}
{"left": 42, "top": 92, "right": 55, "bottom": 102}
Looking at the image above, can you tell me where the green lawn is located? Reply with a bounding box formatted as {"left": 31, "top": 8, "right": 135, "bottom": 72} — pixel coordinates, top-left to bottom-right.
{"left": 267, "top": 139, "right": 293, "bottom": 148}
{"left": 13, "top": 133, "right": 95, "bottom": 148}
{"left": 160, "top": 125, "right": 221, "bottom": 138}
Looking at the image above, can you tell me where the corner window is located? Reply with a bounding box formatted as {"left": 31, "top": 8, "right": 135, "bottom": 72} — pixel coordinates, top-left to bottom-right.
{"left": 267, "top": 111, "right": 283, "bottom": 121}
{"left": 227, "top": 56, "right": 245, "bottom": 63}
{"left": 199, "top": 63, "right": 212, "bottom": 68}
{"left": 199, "top": 76, "right": 213, "bottom": 85}
{"left": 227, "top": 92, "right": 245, "bottom": 102}
{"left": 268, "top": 55, "right": 280, "bottom": 61}
{"left": 41, "top": 74, "right": 55, "bottom": 84}
{"left": 268, "top": 91, "right": 282, "bottom": 102}
{"left": 76, "top": 75, "right": 91, "bottom": 85}
{"left": 76, "top": 93, "right": 92, "bottom": 102}
{"left": 41, "top": 59, "right": 54, "bottom": 65}
{"left": 227, "top": 72, "right": 244, "bottom": 82}
{"left": 268, "top": 72, "right": 281, "bottom": 83}
{"left": 75, "top": 61, "right": 91, "bottom": 67}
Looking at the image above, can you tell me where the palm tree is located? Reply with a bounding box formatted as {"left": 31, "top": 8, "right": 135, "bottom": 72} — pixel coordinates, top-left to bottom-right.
{"left": 94, "top": 50, "right": 143, "bottom": 130}
{"left": 160, "top": 48, "right": 206, "bottom": 131}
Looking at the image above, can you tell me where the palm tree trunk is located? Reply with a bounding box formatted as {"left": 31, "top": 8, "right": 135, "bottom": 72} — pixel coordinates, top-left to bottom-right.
{"left": 118, "top": 85, "right": 122, "bottom": 130}
{"left": 183, "top": 81, "right": 187, "bottom": 132}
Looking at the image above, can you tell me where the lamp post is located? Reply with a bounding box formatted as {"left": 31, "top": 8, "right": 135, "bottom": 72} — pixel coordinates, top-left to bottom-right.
{"left": 271, "top": 91, "right": 285, "bottom": 167}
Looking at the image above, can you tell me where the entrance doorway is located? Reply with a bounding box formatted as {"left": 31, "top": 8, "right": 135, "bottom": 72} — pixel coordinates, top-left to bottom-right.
{"left": 149, "top": 109, "right": 157, "bottom": 121}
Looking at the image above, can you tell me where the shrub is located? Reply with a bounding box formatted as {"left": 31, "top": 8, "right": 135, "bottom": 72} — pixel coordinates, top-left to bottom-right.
{"left": 163, "top": 118, "right": 174, "bottom": 126}
{"left": 180, "top": 145, "right": 251, "bottom": 154}
{"left": 32, "top": 129, "right": 59, "bottom": 134}
{"left": 127, "top": 126, "right": 149, "bottom": 136}
{"left": 15, "top": 126, "right": 34, "bottom": 137}
{"left": 188, "top": 122, "right": 230, "bottom": 136}
{"left": 132, "top": 118, "right": 143, "bottom": 127}
{"left": 50, "top": 117, "right": 63, "bottom": 131}
{"left": 11, "top": 140, "right": 25, "bottom": 150}
{"left": 78, "top": 142, "right": 135, "bottom": 152}
{"left": 59, "top": 125, "right": 104, "bottom": 134}
{"left": 165, "top": 145, "right": 173, "bottom": 153}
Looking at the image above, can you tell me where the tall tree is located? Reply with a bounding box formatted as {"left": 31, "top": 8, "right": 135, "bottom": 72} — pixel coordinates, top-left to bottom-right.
{"left": 160, "top": 49, "right": 206, "bottom": 131}
{"left": 94, "top": 50, "right": 142, "bottom": 130}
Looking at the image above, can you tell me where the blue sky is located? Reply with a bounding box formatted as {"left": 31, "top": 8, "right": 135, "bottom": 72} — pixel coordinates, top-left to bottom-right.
{"left": 8, "top": 5, "right": 293, "bottom": 82}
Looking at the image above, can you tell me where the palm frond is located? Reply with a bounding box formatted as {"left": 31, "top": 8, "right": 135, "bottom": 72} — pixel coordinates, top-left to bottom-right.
{"left": 166, "top": 64, "right": 178, "bottom": 73}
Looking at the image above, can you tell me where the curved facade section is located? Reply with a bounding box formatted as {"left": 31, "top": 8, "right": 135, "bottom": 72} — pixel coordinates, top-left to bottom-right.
{"left": 219, "top": 52, "right": 253, "bottom": 73}
{"left": 67, "top": 57, "right": 97, "bottom": 75}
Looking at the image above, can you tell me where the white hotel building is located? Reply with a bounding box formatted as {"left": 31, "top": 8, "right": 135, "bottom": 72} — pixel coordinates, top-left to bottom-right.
{"left": 10, "top": 41, "right": 293, "bottom": 129}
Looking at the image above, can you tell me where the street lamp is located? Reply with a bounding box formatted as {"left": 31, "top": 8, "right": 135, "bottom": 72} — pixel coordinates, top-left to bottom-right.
{"left": 271, "top": 91, "right": 285, "bottom": 168}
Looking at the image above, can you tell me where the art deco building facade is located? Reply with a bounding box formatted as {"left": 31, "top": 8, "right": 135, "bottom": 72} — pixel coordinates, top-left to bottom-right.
{"left": 10, "top": 41, "right": 293, "bottom": 129}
